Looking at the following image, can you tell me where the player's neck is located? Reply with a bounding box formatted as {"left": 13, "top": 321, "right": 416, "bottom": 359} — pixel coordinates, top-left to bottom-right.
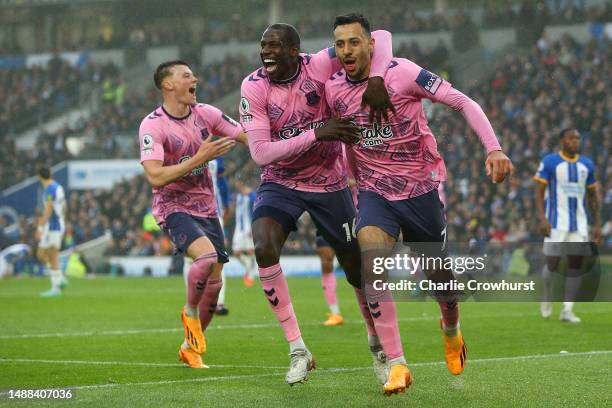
{"left": 560, "top": 150, "right": 578, "bottom": 161}
{"left": 273, "top": 62, "right": 300, "bottom": 83}
{"left": 162, "top": 100, "right": 191, "bottom": 119}
{"left": 41, "top": 179, "right": 52, "bottom": 188}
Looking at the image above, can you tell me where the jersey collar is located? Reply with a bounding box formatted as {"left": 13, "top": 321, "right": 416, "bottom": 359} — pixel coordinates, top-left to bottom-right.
{"left": 559, "top": 151, "right": 579, "bottom": 163}
{"left": 161, "top": 105, "right": 192, "bottom": 121}
{"left": 345, "top": 72, "right": 368, "bottom": 85}
{"left": 270, "top": 58, "right": 302, "bottom": 85}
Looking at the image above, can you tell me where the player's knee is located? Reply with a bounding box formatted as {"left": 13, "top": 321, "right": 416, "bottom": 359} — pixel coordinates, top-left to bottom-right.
{"left": 254, "top": 242, "right": 280, "bottom": 267}
{"left": 321, "top": 260, "right": 334, "bottom": 273}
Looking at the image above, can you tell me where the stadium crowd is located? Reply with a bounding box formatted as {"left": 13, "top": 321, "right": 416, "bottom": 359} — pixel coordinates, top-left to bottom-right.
{"left": 1, "top": 1, "right": 609, "bottom": 55}
{"left": 1, "top": 31, "right": 609, "bottom": 272}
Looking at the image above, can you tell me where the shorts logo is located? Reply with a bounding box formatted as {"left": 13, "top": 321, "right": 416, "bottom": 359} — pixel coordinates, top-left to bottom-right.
{"left": 359, "top": 123, "right": 394, "bottom": 147}
{"left": 177, "top": 232, "right": 187, "bottom": 246}
{"left": 415, "top": 68, "right": 442, "bottom": 95}
{"left": 142, "top": 134, "right": 154, "bottom": 155}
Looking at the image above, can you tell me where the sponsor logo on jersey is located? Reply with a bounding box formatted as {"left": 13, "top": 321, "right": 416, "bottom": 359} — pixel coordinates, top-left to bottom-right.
{"left": 359, "top": 123, "right": 394, "bottom": 147}
{"left": 277, "top": 121, "right": 325, "bottom": 140}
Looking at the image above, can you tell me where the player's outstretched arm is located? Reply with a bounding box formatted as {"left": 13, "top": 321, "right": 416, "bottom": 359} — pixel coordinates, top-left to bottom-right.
{"left": 439, "top": 87, "right": 513, "bottom": 183}
{"left": 362, "top": 30, "right": 395, "bottom": 124}
{"left": 143, "top": 137, "right": 235, "bottom": 188}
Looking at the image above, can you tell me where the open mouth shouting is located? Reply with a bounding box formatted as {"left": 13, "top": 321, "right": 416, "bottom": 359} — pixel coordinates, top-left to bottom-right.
{"left": 263, "top": 58, "right": 278, "bottom": 74}
{"left": 343, "top": 57, "right": 357, "bottom": 73}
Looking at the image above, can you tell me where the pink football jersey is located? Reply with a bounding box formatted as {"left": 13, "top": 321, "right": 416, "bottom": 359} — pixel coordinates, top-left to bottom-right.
{"left": 139, "top": 104, "right": 242, "bottom": 225}
{"left": 326, "top": 58, "right": 501, "bottom": 201}
{"left": 240, "top": 31, "right": 393, "bottom": 192}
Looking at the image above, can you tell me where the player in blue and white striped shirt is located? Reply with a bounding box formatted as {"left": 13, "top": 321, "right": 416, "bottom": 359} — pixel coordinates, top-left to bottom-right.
{"left": 534, "top": 128, "right": 601, "bottom": 322}
{"left": 231, "top": 180, "right": 257, "bottom": 287}
{"left": 36, "top": 166, "right": 68, "bottom": 297}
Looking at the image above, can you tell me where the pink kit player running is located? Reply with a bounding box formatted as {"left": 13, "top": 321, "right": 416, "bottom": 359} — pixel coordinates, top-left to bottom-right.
{"left": 139, "top": 60, "right": 246, "bottom": 369}
{"left": 240, "top": 21, "right": 401, "bottom": 386}
{"left": 326, "top": 13, "right": 514, "bottom": 395}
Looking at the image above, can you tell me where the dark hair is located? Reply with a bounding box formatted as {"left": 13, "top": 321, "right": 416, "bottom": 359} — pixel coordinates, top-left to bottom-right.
{"left": 153, "top": 60, "right": 190, "bottom": 90}
{"left": 559, "top": 127, "right": 577, "bottom": 140}
{"left": 333, "top": 13, "right": 371, "bottom": 36}
{"left": 267, "top": 23, "right": 301, "bottom": 48}
{"left": 37, "top": 165, "right": 51, "bottom": 180}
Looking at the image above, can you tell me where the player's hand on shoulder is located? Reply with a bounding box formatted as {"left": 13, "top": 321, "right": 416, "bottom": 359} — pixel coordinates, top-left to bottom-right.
{"left": 485, "top": 150, "right": 514, "bottom": 183}
{"left": 197, "top": 135, "right": 236, "bottom": 162}
{"left": 361, "top": 76, "right": 396, "bottom": 124}
{"left": 315, "top": 117, "right": 360, "bottom": 144}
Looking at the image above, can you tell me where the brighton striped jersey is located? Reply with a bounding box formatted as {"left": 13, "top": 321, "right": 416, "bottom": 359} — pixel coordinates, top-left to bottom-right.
{"left": 234, "top": 191, "right": 257, "bottom": 233}
{"left": 534, "top": 152, "right": 596, "bottom": 235}
{"left": 41, "top": 181, "right": 66, "bottom": 232}
{"left": 208, "top": 157, "right": 229, "bottom": 221}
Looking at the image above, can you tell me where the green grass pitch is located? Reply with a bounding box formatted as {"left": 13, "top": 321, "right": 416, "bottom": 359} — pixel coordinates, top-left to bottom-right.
{"left": 1, "top": 275, "right": 611, "bottom": 407}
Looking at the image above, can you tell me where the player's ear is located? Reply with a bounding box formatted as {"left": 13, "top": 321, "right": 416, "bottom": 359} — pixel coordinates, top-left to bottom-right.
{"left": 161, "top": 77, "right": 173, "bottom": 92}
{"left": 369, "top": 37, "right": 375, "bottom": 53}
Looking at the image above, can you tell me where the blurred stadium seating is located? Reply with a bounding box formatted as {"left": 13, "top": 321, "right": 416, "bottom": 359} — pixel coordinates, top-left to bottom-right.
{"left": 0, "top": 0, "right": 609, "bottom": 274}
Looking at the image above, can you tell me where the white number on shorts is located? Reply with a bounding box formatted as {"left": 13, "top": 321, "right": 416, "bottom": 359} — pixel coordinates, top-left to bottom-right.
{"left": 441, "top": 226, "right": 447, "bottom": 251}
{"left": 342, "top": 218, "right": 357, "bottom": 242}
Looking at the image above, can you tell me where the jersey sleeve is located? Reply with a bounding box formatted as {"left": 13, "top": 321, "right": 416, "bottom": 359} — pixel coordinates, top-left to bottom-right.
{"left": 369, "top": 30, "right": 393, "bottom": 78}
{"left": 534, "top": 157, "right": 552, "bottom": 185}
{"left": 586, "top": 159, "right": 596, "bottom": 188}
{"left": 397, "top": 59, "right": 453, "bottom": 103}
{"left": 240, "top": 76, "right": 317, "bottom": 167}
{"left": 240, "top": 78, "right": 270, "bottom": 132}
{"left": 198, "top": 104, "right": 242, "bottom": 139}
{"left": 139, "top": 117, "right": 165, "bottom": 163}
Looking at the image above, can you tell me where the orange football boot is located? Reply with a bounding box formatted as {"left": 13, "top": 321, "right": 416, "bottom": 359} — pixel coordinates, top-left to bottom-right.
{"left": 181, "top": 307, "right": 206, "bottom": 354}
{"left": 441, "top": 319, "right": 467, "bottom": 375}
{"left": 179, "top": 346, "right": 208, "bottom": 369}
{"left": 323, "top": 313, "right": 344, "bottom": 326}
{"left": 383, "top": 364, "right": 412, "bottom": 395}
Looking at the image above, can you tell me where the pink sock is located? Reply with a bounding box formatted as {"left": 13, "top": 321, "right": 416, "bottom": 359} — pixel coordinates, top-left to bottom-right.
{"left": 198, "top": 278, "right": 223, "bottom": 331}
{"left": 354, "top": 288, "right": 376, "bottom": 336}
{"left": 259, "top": 264, "right": 301, "bottom": 342}
{"left": 187, "top": 253, "right": 216, "bottom": 309}
{"left": 365, "top": 286, "right": 404, "bottom": 360}
{"left": 321, "top": 273, "right": 338, "bottom": 308}
{"left": 437, "top": 295, "right": 459, "bottom": 328}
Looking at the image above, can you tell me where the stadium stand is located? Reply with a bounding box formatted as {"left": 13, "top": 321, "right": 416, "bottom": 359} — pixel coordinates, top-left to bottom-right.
{"left": 0, "top": 1, "right": 609, "bottom": 270}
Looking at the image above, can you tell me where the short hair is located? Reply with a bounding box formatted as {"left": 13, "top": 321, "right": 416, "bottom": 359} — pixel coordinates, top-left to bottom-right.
{"left": 559, "top": 127, "right": 577, "bottom": 140}
{"left": 153, "top": 60, "right": 190, "bottom": 90}
{"left": 37, "top": 165, "right": 51, "bottom": 180}
{"left": 267, "top": 23, "right": 301, "bottom": 48}
{"left": 333, "top": 13, "right": 371, "bottom": 36}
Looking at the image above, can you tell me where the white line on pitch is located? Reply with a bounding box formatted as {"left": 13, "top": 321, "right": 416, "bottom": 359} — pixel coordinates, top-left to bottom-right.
{"left": 0, "top": 350, "right": 608, "bottom": 394}
{"left": 0, "top": 312, "right": 539, "bottom": 340}
{"left": 0, "top": 358, "right": 287, "bottom": 369}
